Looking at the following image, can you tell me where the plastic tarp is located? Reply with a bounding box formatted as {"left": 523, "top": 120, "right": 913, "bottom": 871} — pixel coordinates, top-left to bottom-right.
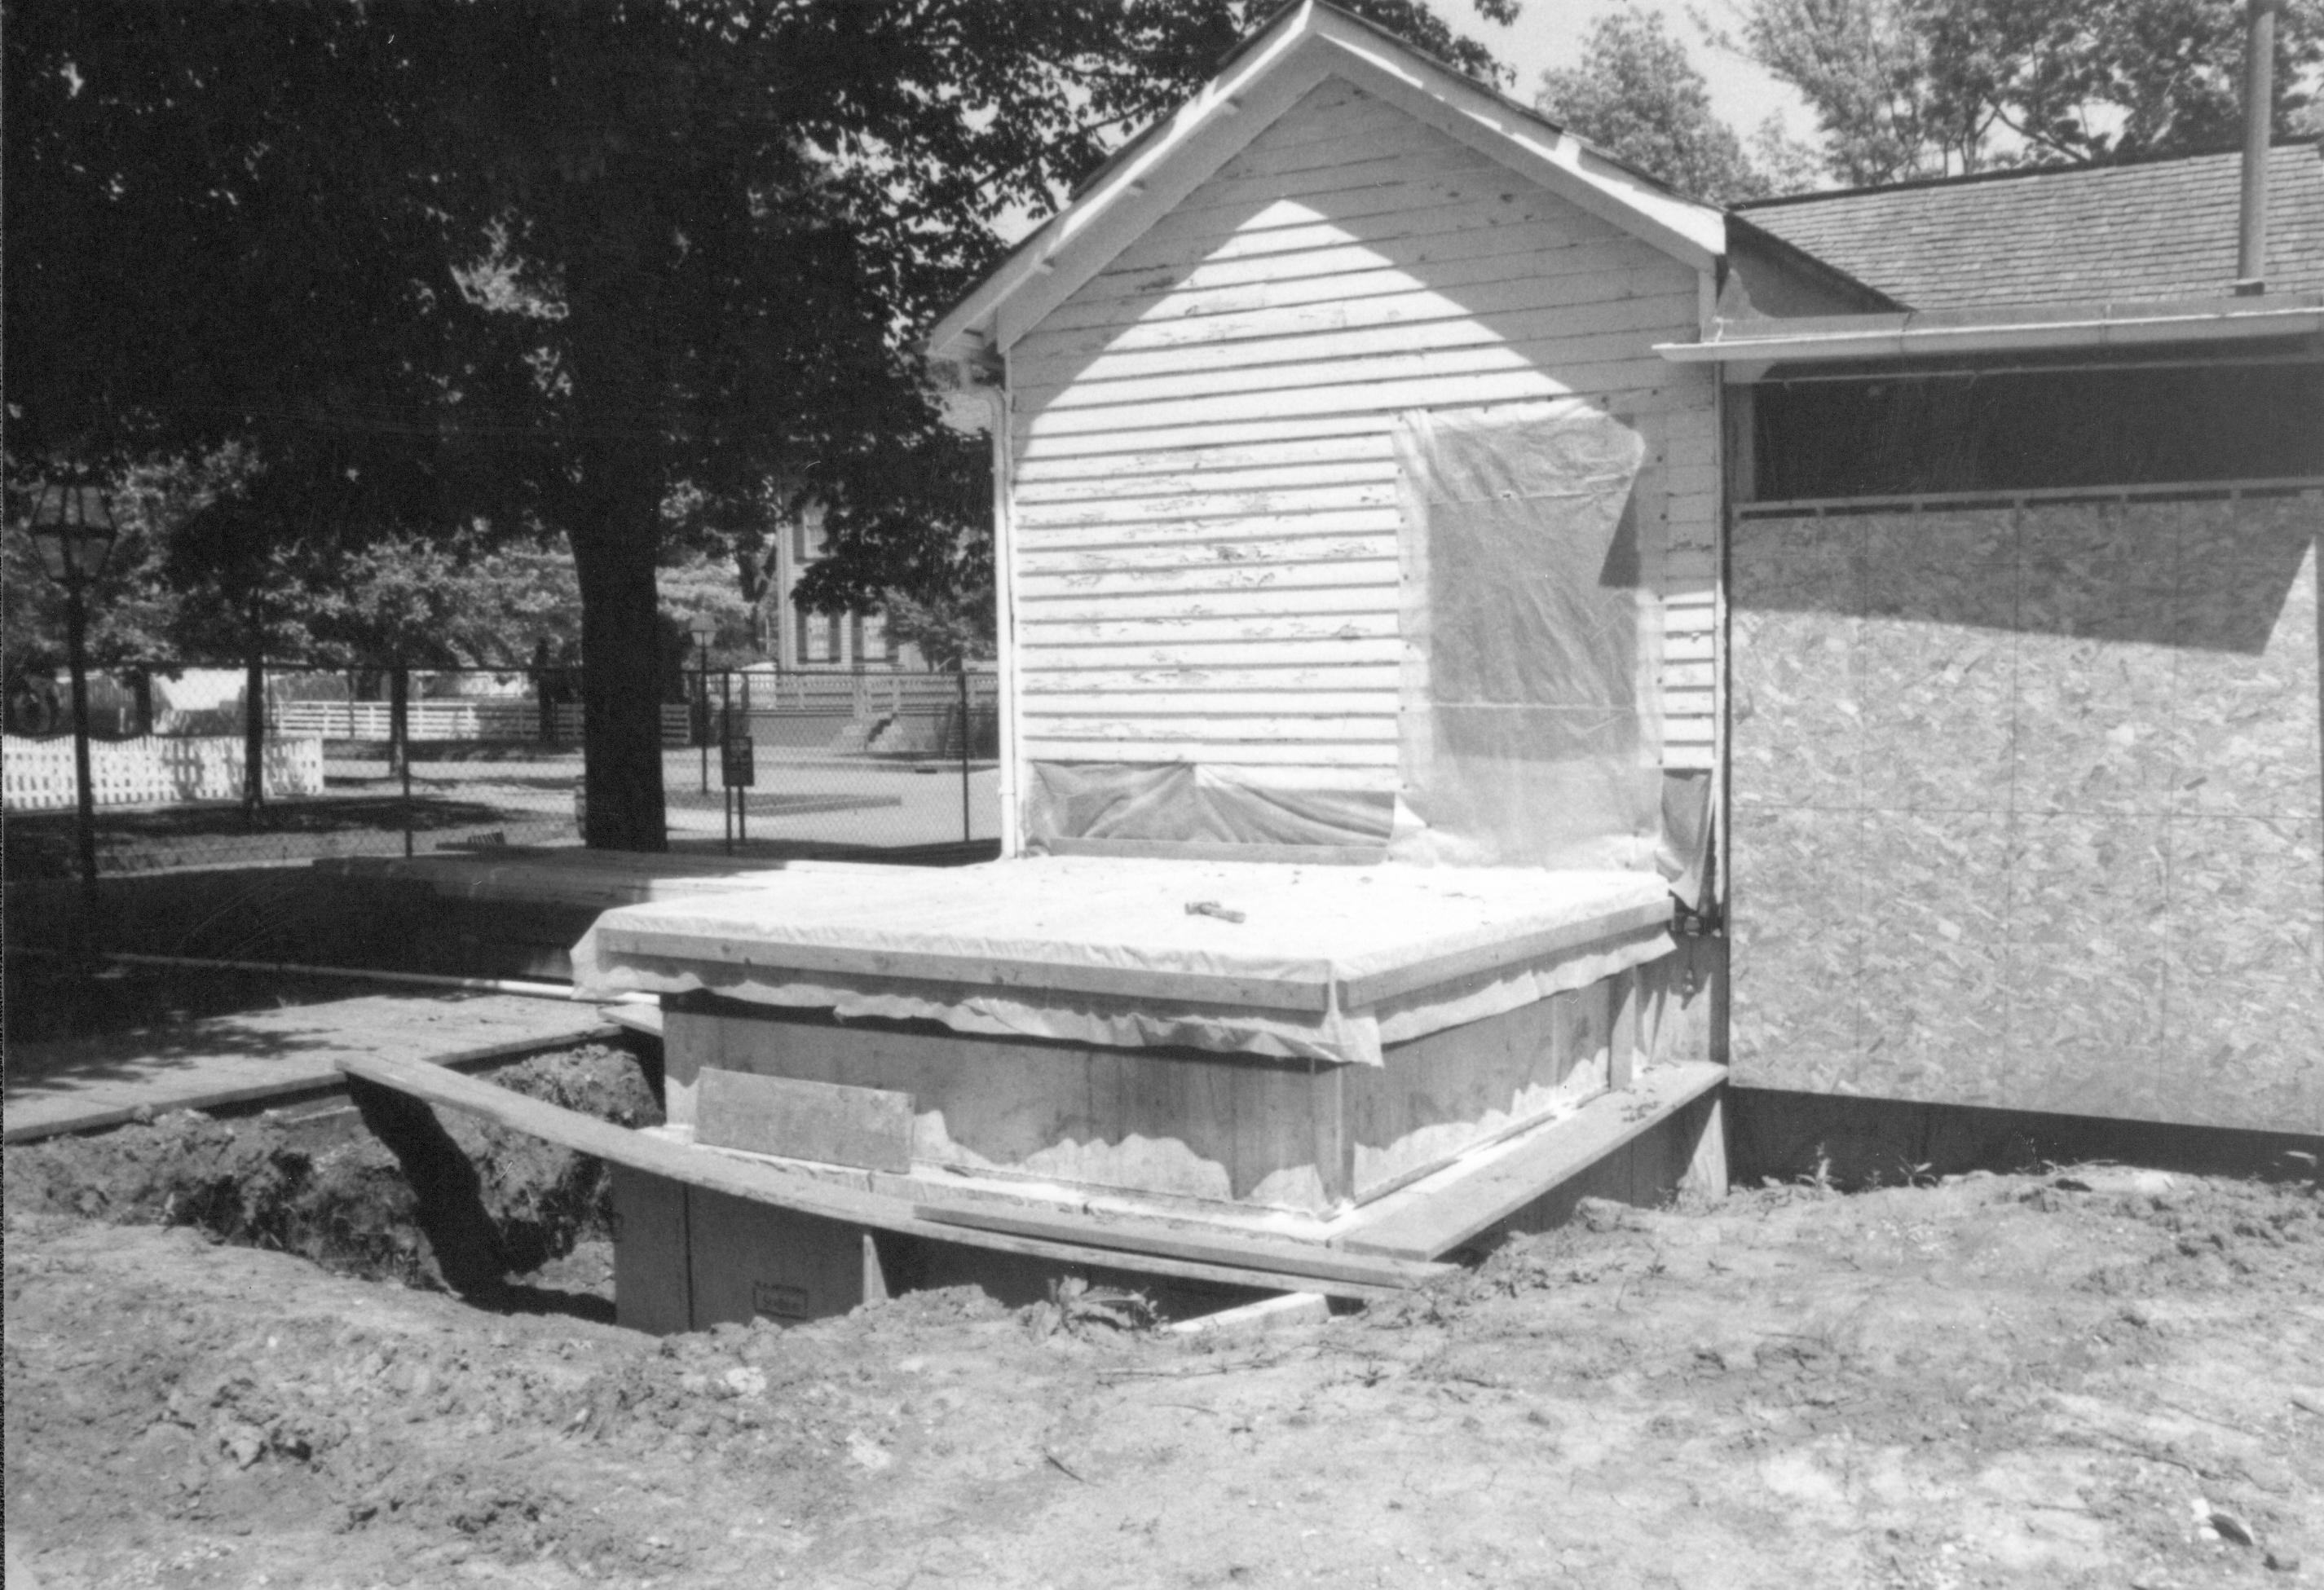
{"left": 1020, "top": 399, "right": 1680, "bottom": 881}
{"left": 1389, "top": 400, "right": 1665, "bottom": 870}
{"left": 571, "top": 857, "right": 1674, "bottom": 1068}
{"left": 1025, "top": 762, "right": 1395, "bottom": 848}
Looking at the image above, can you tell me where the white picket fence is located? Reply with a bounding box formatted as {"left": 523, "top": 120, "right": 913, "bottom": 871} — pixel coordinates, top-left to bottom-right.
{"left": 272, "top": 699, "right": 691, "bottom": 745}
{"left": 1, "top": 735, "right": 325, "bottom": 812}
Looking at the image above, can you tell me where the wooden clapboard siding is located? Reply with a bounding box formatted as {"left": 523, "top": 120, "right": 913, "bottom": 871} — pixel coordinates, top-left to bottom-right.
{"left": 1018, "top": 558, "right": 1403, "bottom": 601}
{"left": 1034, "top": 238, "right": 1689, "bottom": 338}
{"left": 1021, "top": 665, "right": 1402, "bottom": 694}
{"left": 1021, "top": 533, "right": 1395, "bottom": 572}
{"left": 1007, "top": 77, "right": 1720, "bottom": 789}
{"left": 1015, "top": 457, "right": 1399, "bottom": 504}
{"left": 1013, "top": 312, "right": 1696, "bottom": 408}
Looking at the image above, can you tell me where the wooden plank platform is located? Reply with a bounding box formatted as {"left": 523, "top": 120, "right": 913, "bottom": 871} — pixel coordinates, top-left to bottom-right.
{"left": 337, "top": 1048, "right": 1448, "bottom": 1300}
{"left": 3, "top": 993, "right": 623, "bottom": 1143}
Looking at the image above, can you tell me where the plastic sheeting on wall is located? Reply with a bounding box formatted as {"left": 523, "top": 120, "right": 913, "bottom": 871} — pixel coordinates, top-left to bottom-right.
{"left": 1025, "top": 761, "right": 1395, "bottom": 849}
{"left": 1388, "top": 400, "right": 1665, "bottom": 871}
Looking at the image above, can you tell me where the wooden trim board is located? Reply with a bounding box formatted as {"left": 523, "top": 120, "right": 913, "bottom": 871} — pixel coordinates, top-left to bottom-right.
{"left": 910, "top": 1201, "right": 1451, "bottom": 1291}
{"left": 598, "top": 927, "right": 1335, "bottom": 1014}
{"left": 1331, "top": 1061, "right": 1726, "bottom": 1259}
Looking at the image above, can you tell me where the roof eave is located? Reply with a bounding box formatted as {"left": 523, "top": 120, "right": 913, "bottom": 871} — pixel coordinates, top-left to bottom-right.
{"left": 927, "top": 0, "right": 1726, "bottom": 364}
{"left": 1654, "top": 293, "right": 2324, "bottom": 366}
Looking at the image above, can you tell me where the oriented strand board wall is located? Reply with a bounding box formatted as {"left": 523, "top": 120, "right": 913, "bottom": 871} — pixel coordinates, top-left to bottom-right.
{"left": 1728, "top": 489, "right": 2324, "bottom": 1131}
{"left": 1005, "top": 77, "right": 1719, "bottom": 806}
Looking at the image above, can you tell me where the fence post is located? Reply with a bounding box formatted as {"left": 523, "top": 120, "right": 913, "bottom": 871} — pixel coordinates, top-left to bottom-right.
{"left": 242, "top": 636, "right": 265, "bottom": 826}
{"left": 391, "top": 665, "right": 413, "bottom": 857}
{"left": 958, "top": 666, "right": 972, "bottom": 843}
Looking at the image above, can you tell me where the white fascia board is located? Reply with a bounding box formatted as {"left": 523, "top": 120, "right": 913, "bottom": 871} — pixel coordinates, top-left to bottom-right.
{"left": 927, "top": 1, "right": 1727, "bottom": 362}
{"left": 924, "top": 4, "right": 1321, "bottom": 363}
{"left": 1656, "top": 302, "right": 2324, "bottom": 366}
{"left": 1302, "top": 14, "right": 1723, "bottom": 271}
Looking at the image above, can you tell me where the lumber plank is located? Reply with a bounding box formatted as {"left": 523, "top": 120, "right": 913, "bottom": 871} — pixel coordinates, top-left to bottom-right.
{"left": 695, "top": 1068, "right": 914, "bottom": 1174}
{"left": 1333, "top": 1062, "right": 1726, "bottom": 1260}
{"left": 911, "top": 1202, "right": 1451, "bottom": 1291}
{"left": 1336, "top": 908, "right": 1673, "bottom": 1008}
{"left": 333, "top": 1051, "right": 1416, "bottom": 1299}
{"left": 596, "top": 927, "right": 1334, "bottom": 1013}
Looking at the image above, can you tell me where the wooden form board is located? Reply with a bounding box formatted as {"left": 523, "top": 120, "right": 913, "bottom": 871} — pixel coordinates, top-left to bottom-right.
{"left": 1004, "top": 76, "right": 1722, "bottom": 810}
{"left": 615, "top": 1062, "right": 1726, "bottom": 1328}
{"left": 338, "top": 1048, "right": 1445, "bottom": 1302}
{"left": 693, "top": 1068, "right": 913, "bottom": 1174}
{"left": 665, "top": 969, "right": 1628, "bottom": 1216}
{"left": 3, "top": 993, "right": 621, "bottom": 1144}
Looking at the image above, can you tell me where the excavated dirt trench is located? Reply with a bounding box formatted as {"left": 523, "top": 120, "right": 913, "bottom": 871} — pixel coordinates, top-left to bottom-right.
{"left": 0, "top": 1044, "right": 661, "bottom": 1318}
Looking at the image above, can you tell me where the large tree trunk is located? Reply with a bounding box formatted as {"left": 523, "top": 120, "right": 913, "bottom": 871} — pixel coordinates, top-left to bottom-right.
{"left": 571, "top": 451, "right": 668, "bottom": 852}
{"left": 242, "top": 598, "right": 266, "bottom": 826}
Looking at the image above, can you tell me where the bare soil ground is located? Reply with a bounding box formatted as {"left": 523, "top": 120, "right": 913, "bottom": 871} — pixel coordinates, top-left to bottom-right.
{"left": 6, "top": 1072, "right": 2320, "bottom": 1589}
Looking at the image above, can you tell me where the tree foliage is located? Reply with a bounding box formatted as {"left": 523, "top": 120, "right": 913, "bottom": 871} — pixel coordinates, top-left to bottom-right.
{"left": 1538, "top": 7, "right": 1777, "bottom": 203}
{"left": 4, "top": 0, "right": 1510, "bottom": 845}
{"left": 1735, "top": 0, "right": 2324, "bottom": 187}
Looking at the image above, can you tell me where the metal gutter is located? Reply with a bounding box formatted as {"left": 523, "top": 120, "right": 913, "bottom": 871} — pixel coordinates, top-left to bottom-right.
{"left": 1656, "top": 296, "right": 2324, "bottom": 364}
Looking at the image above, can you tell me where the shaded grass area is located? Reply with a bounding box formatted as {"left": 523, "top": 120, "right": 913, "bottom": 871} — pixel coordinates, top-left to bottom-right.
{"left": 2, "top": 792, "right": 572, "bottom": 879}
{"left": 2, "top": 959, "right": 390, "bottom": 1050}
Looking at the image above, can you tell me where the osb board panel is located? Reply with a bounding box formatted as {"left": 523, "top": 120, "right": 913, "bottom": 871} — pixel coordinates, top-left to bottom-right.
{"left": 1731, "top": 494, "right": 2323, "bottom": 1132}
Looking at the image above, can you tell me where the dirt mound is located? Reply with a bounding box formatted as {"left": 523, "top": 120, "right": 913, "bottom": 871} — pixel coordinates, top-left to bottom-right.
{"left": 1, "top": 1042, "right": 659, "bottom": 1295}
{"left": 9, "top": 1161, "right": 2322, "bottom": 1588}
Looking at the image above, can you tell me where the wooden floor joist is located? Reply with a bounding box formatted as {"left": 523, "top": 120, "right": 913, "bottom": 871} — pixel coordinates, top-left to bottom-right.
{"left": 334, "top": 1050, "right": 1440, "bottom": 1301}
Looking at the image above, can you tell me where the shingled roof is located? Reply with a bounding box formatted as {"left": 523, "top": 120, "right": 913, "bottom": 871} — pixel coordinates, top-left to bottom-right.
{"left": 1735, "top": 142, "right": 2324, "bottom": 311}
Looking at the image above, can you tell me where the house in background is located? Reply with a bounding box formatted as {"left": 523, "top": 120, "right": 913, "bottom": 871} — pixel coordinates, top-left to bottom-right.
{"left": 762, "top": 501, "right": 906, "bottom": 671}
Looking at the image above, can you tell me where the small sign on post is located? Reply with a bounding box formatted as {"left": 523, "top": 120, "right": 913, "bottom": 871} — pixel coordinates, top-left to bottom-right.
{"left": 721, "top": 733, "right": 754, "bottom": 849}
{"left": 721, "top": 735, "right": 755, "bottom": 788}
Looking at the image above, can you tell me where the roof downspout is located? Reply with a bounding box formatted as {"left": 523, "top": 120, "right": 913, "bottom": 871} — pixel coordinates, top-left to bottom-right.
{"left": 2234, "top": 0, "right": 2278, "bottom": 295}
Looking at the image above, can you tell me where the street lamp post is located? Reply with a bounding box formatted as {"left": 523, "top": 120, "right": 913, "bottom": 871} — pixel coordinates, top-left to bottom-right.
{"left": 26, "top": 482, "right": 121, "bottom": 918}
{"left": 688, "top": 616, "right": 717, "bottom": 795}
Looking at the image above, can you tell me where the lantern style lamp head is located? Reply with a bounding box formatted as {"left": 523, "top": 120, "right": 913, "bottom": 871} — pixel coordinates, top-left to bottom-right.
{"left": 28, "top": 482, "right": 118, "bottom": 586}
{"left": 687, "top": 616, "right": 717, "bottom": 647}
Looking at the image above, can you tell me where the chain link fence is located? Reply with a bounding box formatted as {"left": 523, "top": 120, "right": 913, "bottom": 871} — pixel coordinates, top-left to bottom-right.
{"left": 2, "top": 661, "right": 1000, "bottom": 878}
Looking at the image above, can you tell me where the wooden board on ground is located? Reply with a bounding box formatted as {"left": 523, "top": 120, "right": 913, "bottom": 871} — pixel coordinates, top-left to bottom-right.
{"left": 337, "top": 1048, "right": 1440, "bottom": 1300}
{"left": 2, "top": 992, "right": 623, "bottom": 1144}
{"left": 1330, "top": 1061, "right": 1726, "bottom": 1260}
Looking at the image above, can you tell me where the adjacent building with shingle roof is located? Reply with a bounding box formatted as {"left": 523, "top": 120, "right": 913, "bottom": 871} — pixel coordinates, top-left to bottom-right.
{"left": 1735, "top": 140, "right": 2324, "bottom": 311}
